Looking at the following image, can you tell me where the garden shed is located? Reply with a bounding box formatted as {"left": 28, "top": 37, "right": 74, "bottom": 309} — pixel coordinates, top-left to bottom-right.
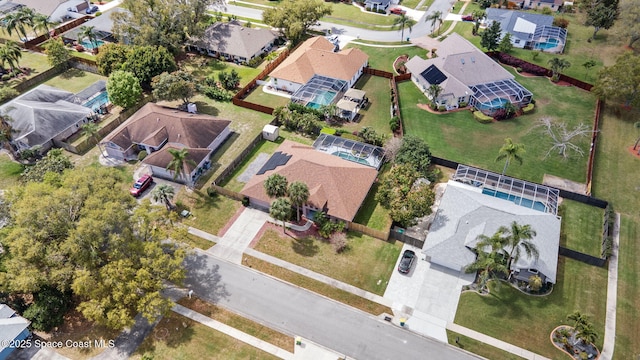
{"left": 262, "top": 124, "right": 280, "bottom": 141}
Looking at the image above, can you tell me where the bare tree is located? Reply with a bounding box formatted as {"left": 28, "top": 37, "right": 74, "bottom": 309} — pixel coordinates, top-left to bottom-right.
{"left": 383, "top": 136, "right": 403, "bottom": 162}
{"left": 535, "top": 117, "right": 595, "bottom": 159}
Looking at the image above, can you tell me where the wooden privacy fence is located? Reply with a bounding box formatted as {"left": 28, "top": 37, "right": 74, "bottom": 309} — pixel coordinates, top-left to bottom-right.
{"left": 213, "top": 132, "right": 264, "bottom": 185}
{"left": 348, "top": 222, "right": 390, "bottom": 241}
{"left": 211, "top": 184, "right": 246, "bottom": 201}
{"left": 23, "top": 16, "right": 93, "bottom": 50}
{"left": 585, "top": 99, "right": 602, "bottom": 195}
{"left": 363, "top": 67, "right": 393, "bottom": 78}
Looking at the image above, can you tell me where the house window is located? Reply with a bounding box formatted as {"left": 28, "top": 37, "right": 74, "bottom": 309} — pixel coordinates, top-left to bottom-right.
{"left": 515, "top": 39, "right": 521, "bottom": 44}
{"left": 529, "top": 269, "right": 539, "bottom": 274}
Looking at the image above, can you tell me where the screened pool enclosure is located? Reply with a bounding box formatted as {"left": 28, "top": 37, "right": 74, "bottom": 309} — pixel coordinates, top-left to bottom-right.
{"left": 291, "top": 75, "right": 348, "bottom": 110}
{"left": 470, "top": 79, "right": 533, "bottom": 115}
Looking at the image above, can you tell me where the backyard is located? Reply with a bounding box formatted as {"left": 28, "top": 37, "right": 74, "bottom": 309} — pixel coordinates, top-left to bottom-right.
{"left": 338, "top": 74, "right": 393, "bottom": 136}
{"left": 455, "top": 256, "right": 607, "bottom": 359}
{"left": 252, "top": 228, "right": 401, "bottom": 296}
{"left": 0, "top": 153, "right": 23, "bottom": 189}
{"left": 43, "top": 69, "right": 106, "bottom": 93}
{"left": 558, "top": 199, "right": 604, "bottom": 257}
{"left": 399, "top": 66, "right": 597, "bottom": 184}
{"left": 180, "top": 55, "right": 265, "bottom": 88}
{"left": 0, "top": 50, "right": 52, "bottom": 88}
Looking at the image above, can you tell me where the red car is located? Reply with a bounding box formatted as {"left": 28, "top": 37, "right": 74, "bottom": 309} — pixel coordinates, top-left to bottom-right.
{"left": 130, "top": 175, "right": 153, "bottom": 197}
{"left": 462, "top": 15, "right": 474, "bottom": 21}
{"left": 390, "top": 7, "right": 406, "bottom": 15}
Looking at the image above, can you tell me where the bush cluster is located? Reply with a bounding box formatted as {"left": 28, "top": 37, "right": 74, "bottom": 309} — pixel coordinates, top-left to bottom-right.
{"left": 197, "top": 75, "right": 233, "bottom": 101}
{"left": 314, "top": 211, "right": 345, "bottom": 238}
{"left": 473, "top": 111, "right": 493, "bottom": 123}
{"left": 495, "top": 53, "right": 549, "bottom": 76}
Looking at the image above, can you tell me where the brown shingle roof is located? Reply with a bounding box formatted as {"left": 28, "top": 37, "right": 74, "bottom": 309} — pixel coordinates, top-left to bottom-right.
{"left": 269, "top": 37, "right": 369, "bottom": 85}
{"left": 102, "top": 103, "right": 231, "bottom": 151}
{"left": 143, "top": 145, "right": 211, "bottom": 174}
{"left": 240, "top": 140, "right": 378, "bottom": 221}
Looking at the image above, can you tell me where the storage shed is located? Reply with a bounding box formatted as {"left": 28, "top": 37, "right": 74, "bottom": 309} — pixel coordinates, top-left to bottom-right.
{"left": 262, "top": 124, "right": 280, "bottom": 141}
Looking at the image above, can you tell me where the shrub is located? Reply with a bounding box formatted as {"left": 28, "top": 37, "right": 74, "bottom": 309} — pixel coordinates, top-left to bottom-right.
{"left": 1, "top": 74, "right": 10, "bottom": 81}
{"left": 495, "top": 53, "right": 549, "bottom": 76}
{"left": 200, "top": 85, "right": 232, "bottom": 101}
{"left": 389, "top": 116, "right": 401, "bottom": 132}
{"left": 75, "top": 45, "right": 85, "bottom": 52}
{"left": 459, "top": 101, "right": 468, "bottom": 107}
{"left": 137, "top": 150, "right": 148, "bottom": 161}
{"left": 437, "top": 105, "right": 446, "bottom": 112}
{"left": 288, "top": 102, "right": 323, "bottom": 118}
{"left": 473, "top": 111, "right": 493, "bottom": 123}
{"left": 522, "top": 103, "right": 535, "bottom": 114}
{"left": 0, "top": 86, "right": 18, "bottom": 101}
{"left": 321, "top": 127, "right": 337, "bottom": 135}
{"left": 242, "top": 197, "right": 250, "bottom": 207}
{"left": 206, "top": 187, "right": 218, "bottom": 198}
{"left": 541, "top": 7, "right": 553, "bottom": 15}
{"left": 378, "top": 8, "right": 385, "bottom": 13}
{"left": 553, "top": 17, "right": 569, "bottom": 28}
{"left": 330, "top": 232, "right": 348, "bottom": 253}
{"left": 365, "top": 7, "right": 371, "bottom": 11}
{"left": 95, "top": 11, "right": 102, "bottom": 16}
{"left": 516, "top": 67, "right": 523, "bottom": 72}
{"left": 247, "top": 55, "right": 263, "bottom": 68}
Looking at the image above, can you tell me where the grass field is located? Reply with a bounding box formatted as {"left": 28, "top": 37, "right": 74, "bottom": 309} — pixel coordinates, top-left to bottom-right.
{"left": 399, "top": 66, "right": 597, "bottom": 184}
{"left": 352, "top": 163, "right": 391, "bottom": 231}
{"left": 446, "top": 331, "right": 526, "bottom": 360}
{"left": 558, "top": 200, "right": 604, "bottom": 257}
{"left": 181, "top": 56, "right": 264, "bottom": 88}
{"left": 44, "top": 69, "right": 106, "bottom": 94}
{"left": 344, "top": 44, "right": 429, "bottom": 72}
{"left": 253, "top": 229, "right": 401, "bottom": 295}
{"left": 242, "top": 86, "right": 291, "bottom": 108}
{"left": 174, "top": 187, "right": 242, "bottom": 236}
{"left": 132, "top": 312, "right": 280, "bottom": 360}
{"left": 0, "top": 153, "right": 23, "bottom": 189}
{"left": 455, "top": 257, "right": 607, "bottom": 359}
{"left": 0, "top": 50, "right": 51, "bottom": 88}
{"left": 338, "top": 74, "right": 393, "bottom": 136}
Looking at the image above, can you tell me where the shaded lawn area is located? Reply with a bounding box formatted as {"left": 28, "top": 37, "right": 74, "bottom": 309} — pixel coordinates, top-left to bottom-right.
{"left": 44, "top": 68, "right": 107, "bottom": 94}
{"left": 344, "top": 44, "right": 429, "bottom": 72}
{"left": 177, "top": 296, "right": 294, "bottom": 352}
{"left": 174, "top": 187, "right": 241, "bottom": 236}
{"left": 0, "top": 153, "right": 23, "bottom": 189}
{"left": 353, "top": 163, "right": 392, "bottom": 232}
{"left": 181, "top": 233, "right": 216, "bottom": 250}
{"left": 558, "top": 200, "right": 604, "bottom": 257}
{"left": 181, "top": 56, "right": 263, "bottom": 88}
{"left": 446, "top": 331, "right": 526, "bottom": 360}
{"left": 132, "top": 312, "right": 280, "bottom": 360}
{"left": 339, "top": 74, "right": 393, "bottom": 137}
{"left": 221, "top": 138, "right": 281, "bottom": 192}
{"left": 253, "top": 229, "right": 401, "bottom": 295}
{"left": 2, "top": 51, "right": 51, "bottom": 88}
{"left": 590, "top": 105, "right": 640, "bottom": 359}
{"left": 455, "top": 257, "right": 607, "bottom": 359}
{"left": 243, "top": 255, "right": 393, "bottom": 315}
{"left": 242, "top": 85, "right": 291, "bottom": 109}
{"left": 399, "top": 66, "right": 597, "bottom": 184}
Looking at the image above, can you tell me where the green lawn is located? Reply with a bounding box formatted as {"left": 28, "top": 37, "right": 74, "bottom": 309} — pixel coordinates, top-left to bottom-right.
{"left": 558, "top": 200, "right": 604, "bottom": 257}
{"left": 174, "top": 187, "right": 242, "bottom": 236}
{"left": 221, "top": 138, "right": 282, "bottom": 192}
{"left": 242, "top": 86, "right": 291, "bottom": 109}
{"left": 446, "top": 331, "right": 526, "bottom": 360}
{"left": 590, "top": 105, "right": 640, "bottom": 359}
{"left": 399, "top": 66, "right": 597, "bottom": 184}
{"left": 344, "top": 44, "right": 429, "bottom": 72}
{"left": 0, "top": 153, "right": 23, "bottom": 189}
{"left": 455, "top": 257, "right": 607, "bottom": 359}
{"left": 339, "top": 74, "right": 393, "bottom": 136}
{"left": 44, "top": 69, "right": 106, "bottom": 93}
{"left": 322, "top": 3, "right": 396, "bottom": 27}
{"left": 181, "top": 56, "right": 264, "bottom": 88}
{"left": 1, "top": 50, "right": 52, "bottom": 88}
{"left": 132, "top": 312, "right": 280, "bottom": 360}
{"left": 253, "top": 229, "right": 402, "bottom": 295}
{"left": 353, "top": 163, "right": 392, "bottom": 231}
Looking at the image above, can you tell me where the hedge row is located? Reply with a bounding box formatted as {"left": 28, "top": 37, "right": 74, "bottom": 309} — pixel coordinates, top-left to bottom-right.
{"left": 494, "top": 53, "right": 550, "bottom": 77}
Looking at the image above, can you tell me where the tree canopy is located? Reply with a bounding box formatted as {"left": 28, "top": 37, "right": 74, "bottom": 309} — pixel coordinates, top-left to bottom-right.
{"left": 264, "top": 174, "right": 288, "bottom": 198}
{"left": 263, "top": 0, "right": 332, "bottom": 44}
{"left": 20, "top": 149, "right": 73, "bottom": 184}
{"left": 0, "top": 167, "right": 186, "bottom": 330}
{"left": 106, "top": 70, "right": 143, "bottom": 109}
{"left": 112, "top": 0, "right": 215, "bottom": 53}
{"left": 152, "top": 70, "right": 195, "bottom": 106}
{"left": 96, "top": 44, "right": 177, "bottom": 89}
{"left": 618, "top": 0, "right": 640, "bottom": 48}
{"left": 585, "top": 0, "right": 619, "bottom": 39}
{"left": 395, "top": 136, "right": 432, "bottom": 177}
{"left": 481, "top": 20, "right": 502, "bottom": 51}
{"left": 593, "top": 52, "right": 640, "bottom": 107}
{"left": 44, "top": 39, "right": 70, "bottom": 69}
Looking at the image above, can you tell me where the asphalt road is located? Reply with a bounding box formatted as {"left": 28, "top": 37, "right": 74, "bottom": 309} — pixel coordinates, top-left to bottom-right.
{"left": 211, "top": 0, "right": 458, "bottom": 41}
{"left": 184, "top": 251, "right": 480, "bottom": 360}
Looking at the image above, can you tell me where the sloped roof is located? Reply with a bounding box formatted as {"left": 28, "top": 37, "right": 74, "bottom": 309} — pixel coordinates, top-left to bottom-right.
{"left": 143, "top": 145, "right": 211, "bottom": 174}
{"left": 0, "top": 304, "right": 30, "bottom": 353}
{"left": 424, "top": 181, "right": 561, "bottom": 283}
{"left": 240, "top": 140, "right": 378, "bottom": 221}
{"left": 0, "top": 85, "right": 91, "bottom": 148}
{"left": 190, "top": 22, "right": 278, "bottom": 59}
{"left": 63, "top": 7, "right": 127, "bottom": 41}
{"left": 102, "top": 103, "right": 231, "bottom": 151}
{"left": 269, "top": 37, "right": 369, "bottom": 85}
{"left": 13, "top": 0, "right": 85, "bottom": 17}
{"left": 486, "top": 9, "right": 554, "bottom": 40}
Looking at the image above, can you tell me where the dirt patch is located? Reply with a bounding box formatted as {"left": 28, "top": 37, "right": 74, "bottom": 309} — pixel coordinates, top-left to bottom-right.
{"left": 626, "top": 145, "right": 640, "bottom": 160}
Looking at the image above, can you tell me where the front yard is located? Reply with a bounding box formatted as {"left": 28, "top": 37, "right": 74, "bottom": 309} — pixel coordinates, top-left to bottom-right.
{"left": 455, "top": 257, "right": 607, "bottom": 359}
{"left": 399, "top": 66, "right": 597, "bottom": 184}
{"left": 344, "top": 44, "right": 429, "bottom": 72}
{"left": 174, "top": 187, "right": 242, "bottom": 237}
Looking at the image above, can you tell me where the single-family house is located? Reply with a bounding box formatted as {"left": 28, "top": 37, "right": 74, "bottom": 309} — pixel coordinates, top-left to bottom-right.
{"left": 423, "top": 166, "right": 561, "bottom": 286}
{"left": 404, "top": 33, "right": 533, "bottom": 114}
{"left": 11, "top": 0, "right": 90, "bottom": 22}
{"left": 485, "top": 8, "right": 566, "bottom": 53}
{"left": 101, "top": 103, "right": 231, "bottom": 186}
{"left": 188, "top": 22, "right": 279, "bottom": 63}
{"left": 364, "top": 0, "right": 392, "bottom": 12}
{"left": 240, "top": 140, "right": 379, "bottom": 223}
{"left": 269, "top": 36, "right": 368, "bottom": 99}
{"left": 63, "top": 7, "right": 127, "bottom": 46}
{"left": 0, "top": 84, "right": 95, "bottom": 153}
{"left": 522, "top": 0, "right": 564, "bottom": 11}
{"left": 0, "top": 304, "right": 30, "bottom": 360}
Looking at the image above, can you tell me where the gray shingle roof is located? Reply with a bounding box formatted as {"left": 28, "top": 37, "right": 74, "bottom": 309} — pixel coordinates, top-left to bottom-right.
{"left": 63, "top": 8, "right": 127, "bottom": 41}
{"left": 191, "top": 22, "right": 278, "bottom": 60}
{"left": 424, "top": 181, "right": 561, "bottom": 283}
{"left": 486, "top": 8, "right": 554, "bottom": 41}
{"left": 0, "top": 304, "right": 30, "bottom": 352}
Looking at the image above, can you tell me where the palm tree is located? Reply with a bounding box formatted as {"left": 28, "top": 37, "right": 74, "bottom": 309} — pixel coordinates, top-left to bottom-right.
{"left": 81, "top": 122, "right": 104, "bottom": 156}
{"left": 288, "top": 181, "right": 309, "bottom": 221}
{"left": 547, "top": 57, "right": 571, "bottom": 82}
{"left": 426, "top": 11, "right": 443, "bottom": 35}
{"left": 166, "top": 148, "right": 197, "bottom": 186}
{"left": 472, "top": 10, "right": 485, "bottom": 35}
{"left": 264, "top": 174, "right": 288, "bottom": 198}
{"left": 3, "top": 7, "right": 34, "bottom": 42}
{"left": 576, "top": 322, "right": 598, "bottom": 346}
{"left": 270, "top": 198, "right": 292, "bottom": 233}
{"left": 496, "top": 138, "right": 525, "bottom": 176}
{"left": 151, "top": 184, "right": 176, "bottom": 210}
{"left": 33, "top": 14, "right": 54, "bottom": 38}
{"left": 0, "top": 41, "right": 22, "bottom": 74}
{"left": 320, "top": 103, "right": 339, "bottom": 121}
{"left": 465, "top": 230, "right": 509, "bottom": 292}
{"left": 78, "top": 25, "right": 98, "bottom": 49}
{"left": 500, "top": 221, "right": 538, "bottom": 272}
{"left": 567, "top": 310, "right": 589, "bottom": 331}
{"left": 426, "top": 83, "right": 442, "bottom": 107}
{"left": 393, "top": 14, "right": 417, "bottom": 41}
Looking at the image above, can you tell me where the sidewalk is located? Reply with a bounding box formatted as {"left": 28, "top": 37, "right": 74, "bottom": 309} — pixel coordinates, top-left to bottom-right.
{"left": 599, "top": 213, "right": 620, "bottom": 360}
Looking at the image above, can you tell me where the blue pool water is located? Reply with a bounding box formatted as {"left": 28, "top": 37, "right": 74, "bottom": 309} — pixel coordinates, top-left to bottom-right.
{"left": 482, "top": 188, "right": 547, "bottom": 212}
{"left": 332, "top": 151, "right": 370, "bottom": 165}
{"left": 477, "top": 97, "right": 510, "bottom": 111}
{"left": 307, "top": 90, "right": 337, "bottom": 109}
{"left": 82, "top": 91, "right": 110, "bottom": 110}
{"left": 81, "top": 39, "right": 105, "bottom": 50}
{"left": 534, "top": 38, "right": 560, "bottom": 50}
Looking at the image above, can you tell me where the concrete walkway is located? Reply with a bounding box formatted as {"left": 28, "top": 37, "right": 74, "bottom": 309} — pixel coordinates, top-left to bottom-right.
{"left": 205, "top": 207, "right": 270, "bottom": 263}
{"left": 599, "top": 213, "right": 620, "bottom": 360}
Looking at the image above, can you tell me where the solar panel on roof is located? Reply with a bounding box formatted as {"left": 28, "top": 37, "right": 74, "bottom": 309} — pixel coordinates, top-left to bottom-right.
{"left": 257, "top": 151, "right": 292, "bottom": 175}
{"left": 420, "top": 65, "right": 447, "bottom": 85}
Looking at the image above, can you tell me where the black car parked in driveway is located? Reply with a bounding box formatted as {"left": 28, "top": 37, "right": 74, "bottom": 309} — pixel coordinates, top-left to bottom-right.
{"left": 398, "top": 250, "right": 416, "bottom": 274}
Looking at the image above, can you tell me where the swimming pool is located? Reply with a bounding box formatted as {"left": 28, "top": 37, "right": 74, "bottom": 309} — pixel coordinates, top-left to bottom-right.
{"left": 307, "top": 90, "right": 337, "bottom": 109}
{"left": 482, "top": 188, "right": 547, "bottom": 212}
{"left": 82, "top": 91, "right": 110, "bottom": 110}
{"left": 332, "top": 151, "right": 370, "bottom": 166}
{"left": 534, "top": 38, "right": 560, "bottom": 50}
{"left": 476, "top": 97, "right": 510, "bottom": 111}
{"left": 81, "top": 39, "right": 105, "bottom": 50}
